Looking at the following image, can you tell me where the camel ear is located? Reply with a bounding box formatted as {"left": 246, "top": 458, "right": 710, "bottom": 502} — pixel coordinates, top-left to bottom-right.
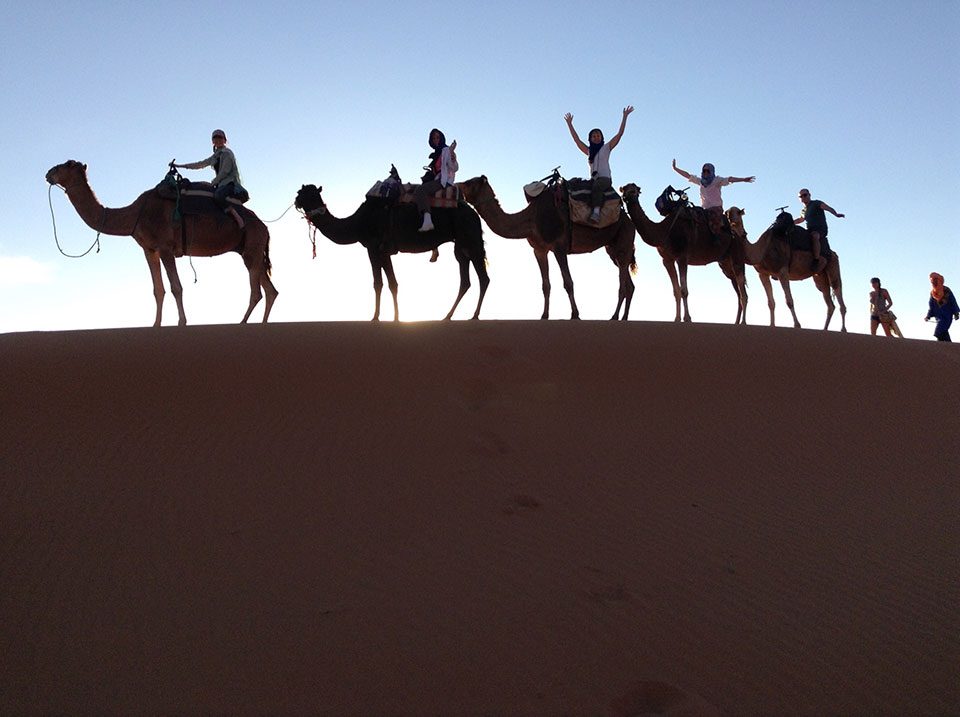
{"left": 481, "top": 175, "right": 487, "bottom": 183}
{"left": 317, "top": 185, "right": 322, "bottom": 193}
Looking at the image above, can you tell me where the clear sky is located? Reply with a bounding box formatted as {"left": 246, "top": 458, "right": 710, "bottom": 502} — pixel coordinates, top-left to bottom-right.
{"left": 2, "top": 0, "right": 957, "bottom": 337}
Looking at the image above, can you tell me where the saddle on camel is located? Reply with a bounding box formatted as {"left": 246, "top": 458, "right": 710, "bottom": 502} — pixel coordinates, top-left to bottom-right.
{"left": 522, "top": 170, "right": 624, "bottom": 229}
{"left": 655, "top": 185, "right": 734, "bottom": 245}
{"left": 367, "top": 164, "right": 460, "bottom": 209}
{"left": 770, "top": 209, "right": 833, "bottom": 271}
{"left": 156, "top": 162, "right": 252, "bottom": 239}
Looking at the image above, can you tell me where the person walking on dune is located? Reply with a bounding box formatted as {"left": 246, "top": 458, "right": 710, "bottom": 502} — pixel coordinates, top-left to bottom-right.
{"left": 870, "top": 277, "right": 902, "bottom": 337}
{"left": 926, "top": 272, "right": 960, "bottom": 341}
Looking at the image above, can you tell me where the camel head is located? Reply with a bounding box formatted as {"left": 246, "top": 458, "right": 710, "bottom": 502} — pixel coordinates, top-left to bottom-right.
{"left": 45, "top": 160, "right": 87, "bottom": 188}
{"left": 619, "top": 183, "right": 641, "bottom": 202}
{"left": 457, "top": 175, "right": 495, "bottom": 206}
{"left": 726, "top": 206, "right": 747, "bottom": 239}
{"left": 295, "top": 184, "right": 326, "bottom": 215}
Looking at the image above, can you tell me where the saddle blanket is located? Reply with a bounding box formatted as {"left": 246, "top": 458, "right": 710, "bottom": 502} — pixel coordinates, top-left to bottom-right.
{"left": 180, "top": 182, "right": 247, "bottom": 207}
{"left": 365, "top": 181, "right": 459, "bottom": 208}
{"left": 566, "top": 177, "right": 622, "bottom": 229}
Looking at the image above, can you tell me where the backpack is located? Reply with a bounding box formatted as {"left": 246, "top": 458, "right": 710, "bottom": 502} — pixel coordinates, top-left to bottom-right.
{"left": 655, "top": 185, "right": 688, "bottom": 216}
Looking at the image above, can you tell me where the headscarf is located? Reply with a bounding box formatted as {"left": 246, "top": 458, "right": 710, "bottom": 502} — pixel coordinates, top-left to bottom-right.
{"left": 930, "top": 272, "right": 945, "bottom": 303}
{"left": 588, "top": 128, "right": 604, "bottom": 166}
{"left": 428, "top": 128, "right": 447, "bottom": 162}
{"left": 700, "top": 163, "right": 716, "bottom": 187}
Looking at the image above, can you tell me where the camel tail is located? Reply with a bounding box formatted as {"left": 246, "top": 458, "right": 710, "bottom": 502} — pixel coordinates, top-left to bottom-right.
{"left": 630, "top": 253, "right": 638, "bottom": 276}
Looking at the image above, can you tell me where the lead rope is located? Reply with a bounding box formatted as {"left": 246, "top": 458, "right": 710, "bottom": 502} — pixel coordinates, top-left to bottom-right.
{"left": 262, "top": 202, "right": 295, "bottom": 223}
{"left": 48, "top": 184, "right": 101, "bottom": 257}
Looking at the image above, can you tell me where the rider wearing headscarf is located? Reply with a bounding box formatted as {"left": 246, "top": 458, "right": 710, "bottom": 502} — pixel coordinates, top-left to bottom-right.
{"left": 564, "top": 106, "right": 634, "bottom": 222}
{"left": 926, "top": 272, "right": 960, "bottom": 341}
{"left": 415, "top": 128, "right": 458, "bottom": 234}
{"left": 671, "top": 160, "right": 755, "bottom": 238}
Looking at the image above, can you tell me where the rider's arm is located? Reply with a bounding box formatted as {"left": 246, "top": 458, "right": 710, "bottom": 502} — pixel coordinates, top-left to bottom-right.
{"left": 671, "top": 159, "right": 692, "bottom": 180}
{"left": 821, "top": 202, "right": 845, "bottom": 218}
{"left": 176, "top": 154, "right": 214, "bottom": 171}
{"left": 564, "top": 113, "right": 589, "bottom": 155}
{"left": 606, "top": 106, "right": 634, "bottom": 151}
{"left": 729, "top": 175, "right": 756, "bottom": 183}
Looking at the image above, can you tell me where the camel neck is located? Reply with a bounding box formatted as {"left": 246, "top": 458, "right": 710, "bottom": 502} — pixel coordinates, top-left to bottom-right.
{"left": 306, "top": 204, "right": 362, "bottom": 246}
{"left": 623, "top": 196, "right": 670, "bottom": 248}
{"left": 62, "top": 181, "right": 144, "bottom": 237}
{"left": 471, "top": 194, "right": 536, "bottom": 239}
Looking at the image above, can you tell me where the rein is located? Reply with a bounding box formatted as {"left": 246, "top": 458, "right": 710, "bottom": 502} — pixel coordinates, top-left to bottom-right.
{"left": 48, "top": 184, "right": 101, "bottom": 258}
{"left": 298, "top": 207, "right": 323, "bottom": 259}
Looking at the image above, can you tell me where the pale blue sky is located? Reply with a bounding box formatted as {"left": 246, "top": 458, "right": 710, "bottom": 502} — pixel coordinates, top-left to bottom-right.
{"left": 2, "top": 0, "right": 957, "bottom": 336}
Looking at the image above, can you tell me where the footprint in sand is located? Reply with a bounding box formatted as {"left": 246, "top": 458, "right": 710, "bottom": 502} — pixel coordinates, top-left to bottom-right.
{"left": 609, "top": 680, "right": 720, "bottom": 716}
{"left": 503, "top": 493, "right": 541, "bottom": 515}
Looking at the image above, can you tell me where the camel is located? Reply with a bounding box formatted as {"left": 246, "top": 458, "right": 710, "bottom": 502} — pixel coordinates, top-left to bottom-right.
{"left": 294, "top": 184, "right": 488, "bottom": 321}
{"left": 45, "top": 160, "right": 277, "bottom": 327}
{"left": 619, "top": 183, "right": 747, "bottom": 324}
{"left": 726, "top": 207, "right": 846, "bottom": 331}
{"left": 456, "top": 175, "right": 636, "bottom": 320}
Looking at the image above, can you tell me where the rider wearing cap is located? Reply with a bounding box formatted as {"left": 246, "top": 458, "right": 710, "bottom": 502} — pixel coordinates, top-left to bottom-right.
{"left": 174, "top": 129, "right": 245, "bottom": 228}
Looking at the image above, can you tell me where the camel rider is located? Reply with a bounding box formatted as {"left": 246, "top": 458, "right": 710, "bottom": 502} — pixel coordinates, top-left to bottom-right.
{"left": 415, "top": 129, "right": 458, "bottom": 241}
{"left": 174, "top": 129, "right": 245, "bottom": 229}
{"left": 795, "top": 188, "right": 844, "bottom": 273}
{"left": 672, "top": 160, "right": 755, "bottom": 237}
{"left": 564, "top": 106, "right": 633, "bottom": 223}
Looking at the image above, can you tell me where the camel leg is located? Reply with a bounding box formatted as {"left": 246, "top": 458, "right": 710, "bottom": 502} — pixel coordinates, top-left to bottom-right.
{"left": 678, "top": 260, "right": 692, "bottom": 322}
{"left": 469, "top": 252, "right": 490, "bottom": 320}
{"left": 735, "top": 267, "right": 748, "bottom": 325}
{"left": 380, "top": 254, "right": 400, "bottom": 322}
{"left": 814, "top": 270, "right": 845, "bottom": 332}
{"left": 832, "top": 268, "right": 847, "bottom": 333}
{"left": 611, "top": 260, "right": 635, "bottom": 321}
{"left": 159, "top": 251, "right": 187, "bottom": 326}
{"left": 240, "top": 255, "right": 263, "bottom": 324}
{"left": 144, "top": 249, "right": 165, "bottom": 327}
{"left": 444, "top": 250, "right": 472, "bottom": 320}
{"left": 815, "top": 276, "right": 835, "bottom": 330}
{"left": 662, "top": 258, "right": 682, "bottom": 322}
{"left": 721, "top": 258, "right": 748, "bottom": 325}
{"left": 778, "top": 270, "right": 802, "bottom": 328}
{"left": 259, "top": 271, "right": 278, "bottom": 323}
{"left": 553, "top": 250, "right": 579, "bottom": 320}
{"left": 367, "top": 250, "right": 385, "bottom": 321}
{"left": 757, "top": 271, "right": 776, "bottom": 327}
{"left": 244, "top": 231, "right": 277, "bottom": 323}
{"left": 533, "top": 248, "right": 551, "bottom": 320}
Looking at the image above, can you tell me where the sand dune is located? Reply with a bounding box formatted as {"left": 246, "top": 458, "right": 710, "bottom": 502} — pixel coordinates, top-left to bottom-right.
{"left": 2, "top": 321, "right": 958, "bottom": 715}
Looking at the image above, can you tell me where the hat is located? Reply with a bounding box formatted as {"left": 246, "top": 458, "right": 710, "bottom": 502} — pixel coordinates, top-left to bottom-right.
{"left": 211, "top": 129, "right": 227, "bottom": 140}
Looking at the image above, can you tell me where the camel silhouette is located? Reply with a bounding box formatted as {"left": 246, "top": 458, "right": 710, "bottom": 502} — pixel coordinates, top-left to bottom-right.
{"left": 46, "top": 160, "right": 276, "bottom": 326}
{"left": 294, "top": 184, "right": 488, "bottom": 321}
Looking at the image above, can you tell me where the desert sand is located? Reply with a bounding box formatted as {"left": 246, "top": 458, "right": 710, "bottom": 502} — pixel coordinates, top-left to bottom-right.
{"left": 2, "top": 320, "right": 958, "bottom": 715}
